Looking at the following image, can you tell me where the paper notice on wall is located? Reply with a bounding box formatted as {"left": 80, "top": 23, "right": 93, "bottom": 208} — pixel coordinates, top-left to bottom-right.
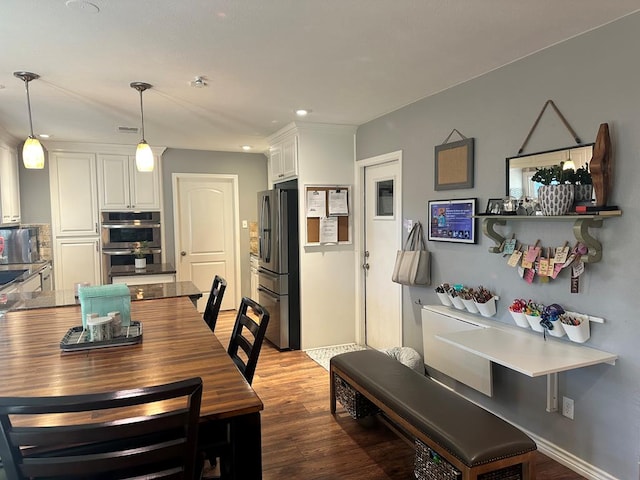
{"left": 319, "top": 216, "right": 338, "bottom": 243}
{"left": 328, "top": 189, "right": 348, "bottom": 216}
{"left": 306, "top": 190, "right": 326, "bottom": 218}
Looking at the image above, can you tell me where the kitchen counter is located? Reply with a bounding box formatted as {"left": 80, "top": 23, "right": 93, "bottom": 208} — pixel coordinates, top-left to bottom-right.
{"left": 0, "top": 261, "right": 51, "bottom": 287}
{"left": 109, "top": 263, "right": 176, "bottom": 277}
{"left": 0, "top": 280, "right": 202, "bottom": 313}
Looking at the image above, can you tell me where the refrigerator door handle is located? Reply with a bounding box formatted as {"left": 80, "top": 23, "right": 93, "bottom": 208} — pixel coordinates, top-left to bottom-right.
{"left": 257, "top": 286, "right": 280, "bottom": 302}
{"left": 259, "top": 195, "right": 272, "bottom": 263}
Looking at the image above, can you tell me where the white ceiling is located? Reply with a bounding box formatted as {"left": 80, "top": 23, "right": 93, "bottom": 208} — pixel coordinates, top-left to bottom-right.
{"left": 1, "top": 1, "right": 639, "bottom": 154}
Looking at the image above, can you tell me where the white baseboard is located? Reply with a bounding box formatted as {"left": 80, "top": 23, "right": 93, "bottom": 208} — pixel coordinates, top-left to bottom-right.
{"left": 427, "top": 375, "right": 619, "bottom": 480}
{"left": 530, "top": 433, "right": 618, "bottom": 480}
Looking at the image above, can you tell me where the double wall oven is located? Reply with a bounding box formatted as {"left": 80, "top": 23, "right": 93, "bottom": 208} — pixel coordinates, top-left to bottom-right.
{"left": 101, "top": 211, "right": 161, "bottom": 283}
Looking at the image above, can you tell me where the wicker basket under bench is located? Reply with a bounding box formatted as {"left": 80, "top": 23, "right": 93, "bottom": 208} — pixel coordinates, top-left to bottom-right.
{"left": 330, "top": 350, "right": 537, "bottom": 480}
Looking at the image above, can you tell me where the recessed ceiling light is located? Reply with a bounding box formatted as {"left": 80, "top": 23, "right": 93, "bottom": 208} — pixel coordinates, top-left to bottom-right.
{"left": 295, "top": 109, "right": 311, "bottom": 117}
{"left": 38, "top": 134, "right": 50, "bottom": 139}
{"left": 189, "top": 76, "right": 208, "bottom": 88}
{"left": 241, "top": 145, "right": 252, "bottom": 151}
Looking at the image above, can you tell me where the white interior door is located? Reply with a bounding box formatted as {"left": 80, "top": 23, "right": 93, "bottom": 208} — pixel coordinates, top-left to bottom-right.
{"left": 363, "top": 157, "right": 402, "bottom": 349}
{"left": 173, "top": 174, "right": 239, "bottom": 312}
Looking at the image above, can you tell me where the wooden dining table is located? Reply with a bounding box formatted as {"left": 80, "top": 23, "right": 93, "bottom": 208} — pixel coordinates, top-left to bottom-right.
{"left": 0, "top": 296, "right": 263, "bottom": 479}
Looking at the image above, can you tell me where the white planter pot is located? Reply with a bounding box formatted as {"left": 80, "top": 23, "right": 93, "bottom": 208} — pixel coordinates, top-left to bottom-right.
{"left": 563, "top": 313, "right": 590, "bottom": 343}
{"left": 538, "top": 184, "right": 574, "bottom": 216}
{"left": 547, "top": 320, "right": 566, "bottom": 338}
{"left": 574, "top": 184, "right": 593, "bottom": 203}
{"left": 449, "top": 295, "right": 465, "bottom": 310}
{"left": 509, "top": 310, "right": 529, "bottom": 328}
{"left": 525, "top": 314, "right": 545, "bottom": 332}
{"left": 462, "top": 298, "right": 479, "bottom": 314}
{"left": 436, "top": 292, "right": 453, "bottom": 307}
{"left": 475, "top": 297, "right": 497, "bottom": 317}
{"left": 134, "top": 258, "right": 147, "bottom": 269}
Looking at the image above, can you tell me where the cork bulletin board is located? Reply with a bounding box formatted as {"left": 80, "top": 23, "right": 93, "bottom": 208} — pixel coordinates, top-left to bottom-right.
{"left": 434, "top": 137, "right": 474, "bottom": 190}
{"left": 305, "top": 185, "right": 351, "bottom": 245}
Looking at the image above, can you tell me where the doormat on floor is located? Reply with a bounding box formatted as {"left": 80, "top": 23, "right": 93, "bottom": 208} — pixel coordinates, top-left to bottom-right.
{"left": 305, "top": 344, "right": 368, "bottom": 371}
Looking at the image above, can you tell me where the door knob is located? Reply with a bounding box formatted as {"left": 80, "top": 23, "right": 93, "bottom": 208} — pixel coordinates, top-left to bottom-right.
{"left": 180, "top": 251, "right": 186, "bottom": 256}
{"left": 362, "top": 263, "right": 370, "bottom": 270}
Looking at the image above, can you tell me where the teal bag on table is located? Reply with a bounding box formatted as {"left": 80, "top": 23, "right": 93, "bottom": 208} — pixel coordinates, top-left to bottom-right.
{"left": 78, "top": 284, "right": 131, "bottom": 329}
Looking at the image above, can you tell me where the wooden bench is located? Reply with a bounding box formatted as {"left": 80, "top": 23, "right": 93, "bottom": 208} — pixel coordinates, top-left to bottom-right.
{"left": 330, "top": 349, "right": 537, "bottom": 480}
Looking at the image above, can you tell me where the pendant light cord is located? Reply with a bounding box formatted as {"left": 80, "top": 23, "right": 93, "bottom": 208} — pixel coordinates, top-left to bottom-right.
{"left": 24, "top": 80, "right": 35, "bottom": 137}
{"left": 138, "top": 89, "right": 146, "bottom": 142}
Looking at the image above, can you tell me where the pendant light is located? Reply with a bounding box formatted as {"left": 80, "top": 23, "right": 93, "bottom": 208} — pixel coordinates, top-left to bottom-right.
{"left": 13, "top": 71, "right": 45, "bottom": 169}
{"left": 130, "top": 82, "right": 154, "bottom": 172}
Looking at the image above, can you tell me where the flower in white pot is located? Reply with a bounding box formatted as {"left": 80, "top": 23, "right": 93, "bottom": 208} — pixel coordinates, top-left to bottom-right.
{"left": 531, "top": 164, "right": 574, "bottom": 216}
{"left": 132, "top": 241, "right": 149, "bottom": 268}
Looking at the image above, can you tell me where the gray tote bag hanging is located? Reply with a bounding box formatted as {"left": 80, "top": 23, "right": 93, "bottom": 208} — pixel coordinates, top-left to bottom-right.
{"left": 391, "top": 221, "right": 431, "bottom": 286}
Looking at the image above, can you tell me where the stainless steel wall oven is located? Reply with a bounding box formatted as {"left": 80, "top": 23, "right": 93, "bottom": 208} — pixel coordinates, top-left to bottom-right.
{"left": 101, "top": 211, "right": 161, "bottom": 283}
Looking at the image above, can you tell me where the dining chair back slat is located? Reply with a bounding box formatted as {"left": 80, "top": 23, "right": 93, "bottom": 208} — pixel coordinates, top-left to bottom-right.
{"left": 227, "top": 297, "right": 270, "bottom": 385}
{"left": 0, "top": 377, "right": 203, "bottom": 480}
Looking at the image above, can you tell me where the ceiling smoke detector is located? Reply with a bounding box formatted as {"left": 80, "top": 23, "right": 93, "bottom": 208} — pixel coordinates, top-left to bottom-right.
{"left": 189, "top": 76, "right": 208, "bottom": 88}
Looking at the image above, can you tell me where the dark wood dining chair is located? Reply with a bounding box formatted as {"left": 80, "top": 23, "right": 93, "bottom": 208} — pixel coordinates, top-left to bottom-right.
{"left": 227, "top": 296, "right": 271, "bottom": 385}
{"left": 0, "top": 377, "right": 203, "bottom": 480}
{"left": 201, "top": 298, "right": 270, "bottom": 479}
{"left": 203, "top": 275, "right": 227, "bottom": 333}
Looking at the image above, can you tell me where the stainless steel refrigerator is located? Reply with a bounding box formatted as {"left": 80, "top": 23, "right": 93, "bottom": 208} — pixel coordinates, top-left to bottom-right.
{"left": 257, "top": 187, "right": 300, "bottom": 350}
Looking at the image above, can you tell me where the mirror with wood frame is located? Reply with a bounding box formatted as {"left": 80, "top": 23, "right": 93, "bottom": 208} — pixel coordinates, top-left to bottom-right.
{"left": 505, "top": 144, "right": 594, "bottom": 200}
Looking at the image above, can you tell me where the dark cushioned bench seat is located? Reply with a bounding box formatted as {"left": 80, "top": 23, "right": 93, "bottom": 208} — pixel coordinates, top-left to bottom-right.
{"left": 330, "top": 349, "right": 537, "bottom": 480}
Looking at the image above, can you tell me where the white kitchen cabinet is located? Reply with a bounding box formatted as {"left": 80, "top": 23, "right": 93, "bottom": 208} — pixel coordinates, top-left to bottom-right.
{"left": 49, "top": 152, "right": 99, "bottom": 237}
{"left": 0, "top": 145, "right": 21, "bottom": 225}
{"left": 20, "top": 273, "right": 42, "bottom": 294}
{"left": 54, "top": 237, "right": 101, "bottom": 291}
{"left": 269, "top": 134, "right": 298, "bottom": 183}
{"left": 98, "top": 154, "right": 160, "bottom": 211}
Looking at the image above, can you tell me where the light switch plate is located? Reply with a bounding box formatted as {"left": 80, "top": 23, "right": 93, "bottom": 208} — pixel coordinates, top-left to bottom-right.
{"left": 242, "top": 220, "right": 248, "bottom": 228}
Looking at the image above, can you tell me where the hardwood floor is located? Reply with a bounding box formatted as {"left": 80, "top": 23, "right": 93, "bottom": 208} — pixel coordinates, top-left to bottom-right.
{"left": 214, "top": 310, "right": 586, "bottom": 480}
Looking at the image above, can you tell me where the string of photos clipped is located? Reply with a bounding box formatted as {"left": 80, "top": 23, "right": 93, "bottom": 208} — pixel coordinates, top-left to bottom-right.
{"left": 499, "top": 235, "right": 588, "bottom": 293}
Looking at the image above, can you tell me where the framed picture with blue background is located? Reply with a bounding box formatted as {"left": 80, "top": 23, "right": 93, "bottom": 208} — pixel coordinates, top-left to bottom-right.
{"left": 428, "top": 198, "right": 477, "bottom": 244}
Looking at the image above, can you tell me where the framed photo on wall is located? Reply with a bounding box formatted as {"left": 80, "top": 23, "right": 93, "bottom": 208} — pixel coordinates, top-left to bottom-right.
{"left": 434, "top": 138, "right": 474, "bottom": 190}
{"left": 428, "top": 198, "right": 477, "bottom": 244}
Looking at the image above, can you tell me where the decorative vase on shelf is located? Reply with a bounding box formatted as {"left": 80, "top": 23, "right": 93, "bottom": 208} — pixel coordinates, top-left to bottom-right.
{"left": 574, "top": 185, "right": 593, "bottom": 204}
{"left": 538, "top": 184, "right": 574, "bottom": 216}
{"left": 135, "top": 258, "right": 147, "bottom": 269}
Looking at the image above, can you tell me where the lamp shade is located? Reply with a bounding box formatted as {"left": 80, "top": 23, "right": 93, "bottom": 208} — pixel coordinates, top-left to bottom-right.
{"left": 135, "top": 141, "right": 154, "bottom": 172}
{"left": 22, "top": 136, "right": 45, "bottom": 169}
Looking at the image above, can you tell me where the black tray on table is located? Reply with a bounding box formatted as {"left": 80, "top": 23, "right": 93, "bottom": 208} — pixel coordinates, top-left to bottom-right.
{"left": 60, "top": 321, "right": 143, "bottom": 352}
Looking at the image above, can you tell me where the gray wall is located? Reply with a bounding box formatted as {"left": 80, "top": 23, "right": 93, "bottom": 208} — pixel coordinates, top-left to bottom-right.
{"left": 161, "top": 148, "right": 268, "bottom": 298}
{"left": 357, "top": 13, "right": 639, "bottom": 480}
